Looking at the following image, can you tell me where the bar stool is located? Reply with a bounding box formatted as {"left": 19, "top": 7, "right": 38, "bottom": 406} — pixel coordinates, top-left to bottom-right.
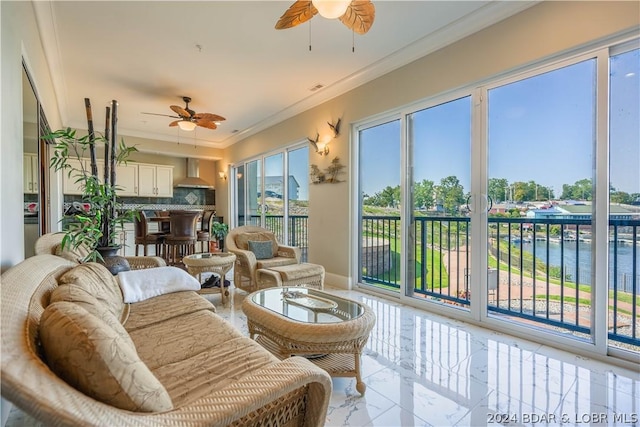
{"left": 197, "top": 210, "right": 216, "bottom": 252}
{"left": 134, "top": 211, "right": 166, "bottom": 256}
{"left": 155, "top": 210, "right": 171, "bottom": 234}
{"left": 164, "top": 211, "right": 200, "bottom": 266}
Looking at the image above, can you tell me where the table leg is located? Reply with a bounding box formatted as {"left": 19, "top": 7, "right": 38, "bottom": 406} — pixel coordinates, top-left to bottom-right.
{"left": 354, "top": 353, "right": 366, "bottom": 395}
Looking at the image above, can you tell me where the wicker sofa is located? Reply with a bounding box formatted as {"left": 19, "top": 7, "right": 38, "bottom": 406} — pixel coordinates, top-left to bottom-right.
{"left": 1, "top": 238, "right": 332, "bottom": 426}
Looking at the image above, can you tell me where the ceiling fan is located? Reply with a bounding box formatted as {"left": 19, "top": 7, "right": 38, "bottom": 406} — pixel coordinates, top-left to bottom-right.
{"left": 275, "top": 0, "right": 375, "bottom": 35}
{"left": 142, "top": 96, "right": 225, "bottom": 131}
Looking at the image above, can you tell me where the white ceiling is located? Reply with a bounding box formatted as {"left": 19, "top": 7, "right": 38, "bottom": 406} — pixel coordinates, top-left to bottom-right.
{"left": 35, "top": 1, "right": 533, "bottom": 154}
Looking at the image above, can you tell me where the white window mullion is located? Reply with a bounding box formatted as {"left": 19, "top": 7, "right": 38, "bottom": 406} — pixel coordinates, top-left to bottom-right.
{"left": 470, "top": 88, "right": 488, "bottom": 321}
{"left": 401, "top": 113, "right": 411, "bottom": 300}
{"left": 593, "top": 48, "right": 610, "bottom": 354}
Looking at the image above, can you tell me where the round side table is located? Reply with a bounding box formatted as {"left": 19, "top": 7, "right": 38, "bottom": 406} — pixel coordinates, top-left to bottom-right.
{"left": 183, "top": 252, "right": 236, "bottom": 304}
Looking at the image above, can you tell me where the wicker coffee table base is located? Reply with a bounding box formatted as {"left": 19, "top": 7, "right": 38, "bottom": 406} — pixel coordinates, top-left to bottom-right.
{"left": 246, "top": 317, "right": 372, "bottom": 395}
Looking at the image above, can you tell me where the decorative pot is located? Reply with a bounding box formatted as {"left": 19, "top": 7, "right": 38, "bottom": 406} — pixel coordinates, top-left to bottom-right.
{"left": 96, "top": 246, "right": 130, "bottom": 275}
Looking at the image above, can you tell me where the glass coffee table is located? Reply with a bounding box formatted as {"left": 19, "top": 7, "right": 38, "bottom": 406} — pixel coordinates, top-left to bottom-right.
{"left": 242, "top": 287, "right": 376, "bottom": 394}
{"left": 183, "top": 252, "right": 236, "bottom": 304}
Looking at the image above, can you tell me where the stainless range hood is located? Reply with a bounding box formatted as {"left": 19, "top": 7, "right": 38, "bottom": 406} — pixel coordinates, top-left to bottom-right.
{"left": 175, "top": 158, "right": 214, "bottom": 189}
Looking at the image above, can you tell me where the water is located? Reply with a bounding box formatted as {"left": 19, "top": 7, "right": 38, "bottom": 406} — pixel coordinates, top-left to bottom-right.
{"left": 520, "top": 240, "right": 639, "bottom": 290}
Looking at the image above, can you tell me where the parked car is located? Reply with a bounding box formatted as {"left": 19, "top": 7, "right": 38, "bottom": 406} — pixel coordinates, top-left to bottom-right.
{"left": 258, "top": 191, "right": 282, "bottom": 199}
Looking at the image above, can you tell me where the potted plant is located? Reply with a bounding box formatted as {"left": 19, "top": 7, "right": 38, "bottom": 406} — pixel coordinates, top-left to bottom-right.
{"left": 211, "top": 221, "right": 229, "bottom": 251}
{"left": 45, "top": 99, "right": 138, "bottom": 269}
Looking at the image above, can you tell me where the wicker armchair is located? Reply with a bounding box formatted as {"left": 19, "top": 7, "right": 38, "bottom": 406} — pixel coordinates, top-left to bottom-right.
{"left": 226, "top": 226, "right": 301, "bottom": 293}
{"left": 35, "top": 232, "right": 166, "bottom": 269}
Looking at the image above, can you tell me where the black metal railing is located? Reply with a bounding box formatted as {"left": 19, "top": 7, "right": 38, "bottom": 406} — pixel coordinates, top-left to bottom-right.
{"left": 359, "top": 214, "right": 639, "bottom": 348}
{"left": 242, "top": 213, "right": 638, "bottom": 347}
{"left": 242, "top": 215, "right": 309, "bottom": 262}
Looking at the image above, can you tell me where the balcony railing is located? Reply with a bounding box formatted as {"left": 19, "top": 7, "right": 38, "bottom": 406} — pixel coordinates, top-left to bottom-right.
{"left": 361, "top": 215, "right": 639, "bottom": 349}
{"left": 242, "top": 215, "right": 309, "bottom": 261}
{"left": 245, "top": 213, "right": 638, "bottom": 348}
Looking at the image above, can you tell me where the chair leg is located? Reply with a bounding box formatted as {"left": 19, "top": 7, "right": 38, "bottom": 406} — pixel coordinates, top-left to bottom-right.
{"left": 135, "top": 244, "right": 139, "bottom": 256}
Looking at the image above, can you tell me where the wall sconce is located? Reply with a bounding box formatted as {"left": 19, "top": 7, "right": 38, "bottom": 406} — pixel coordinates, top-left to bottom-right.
{"left": 309, "top": 118, "right": 341, "bottom": 156}
{"left": 218, "top": 171, "right": 227, "bottom": 180}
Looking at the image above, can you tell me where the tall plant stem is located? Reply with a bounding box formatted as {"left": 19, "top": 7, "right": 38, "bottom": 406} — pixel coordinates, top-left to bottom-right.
{"left": 84, "top": 98, "right": 98, "bottom": 178}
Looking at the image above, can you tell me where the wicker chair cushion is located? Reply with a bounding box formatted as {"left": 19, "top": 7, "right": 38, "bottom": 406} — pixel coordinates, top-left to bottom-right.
{"left": 39, "top": 301, "right": 173, "bottom": 413}
{"left": 235, "top": 232, "right": 277, "bottom": 257}
{"left": 268, "top": 263, "right": 325, "bottom": 281}
{"left": 256, "top": 257, "right": 299, "bottom": 269}
{"left": 50, "top": 283, "right": 129, "bottom": 324}
{"left": 54, "top": 242, "right": 91, "bottom": 263}
{"left": 58, "top": 263, "right": 125, "bottom": 321}
{"left": 248, "top": 240, "right": 274, "bottom": 260}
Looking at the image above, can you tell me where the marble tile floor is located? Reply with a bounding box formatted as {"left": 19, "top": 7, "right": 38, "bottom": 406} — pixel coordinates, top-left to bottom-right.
{"left": 7, "top": 287, "right": 639, "bottom": 426}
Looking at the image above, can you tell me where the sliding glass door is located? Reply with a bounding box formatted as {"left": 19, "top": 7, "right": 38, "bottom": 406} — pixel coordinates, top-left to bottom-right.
{"left": 358, "top": 119, "right": 402, "bottom": 294}
{"left": 232, "top": 144, "right": 309, "bottom": 260}
{"left": 354, "top": 40, "right": 639, "bottom": 359}
{"left": 407, "top": 96, "right": 472, "bottom": 307}
{"left": 486, "top": 59, "right": 597, "bottom": 340}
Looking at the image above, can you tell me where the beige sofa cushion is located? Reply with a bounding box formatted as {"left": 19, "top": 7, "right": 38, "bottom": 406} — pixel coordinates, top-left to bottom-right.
{"left": 54, "top": 242, "right": 91, "bottom": 263}
{"left": 39, "top": 302, "right": 173, "bottom": 413}
{"left": 234, "top": 231, "right": 277, "bottom": 257}
{"left": 153, "top": 336, "right": 277, "bottom": 407}
{"left": 58, "top": 263, "right": 125, "bottom": 321}
{"left": 124, "top": 291, "right": 215, "bottom": 332}
{"left": 50, "top": 283, "right": 129, "bottom": 324}
{"left": 129, "top": 310, "right": 243, "bottom": 370}
{"left": 129, "top": 309, "right": 277, "bottom": 407}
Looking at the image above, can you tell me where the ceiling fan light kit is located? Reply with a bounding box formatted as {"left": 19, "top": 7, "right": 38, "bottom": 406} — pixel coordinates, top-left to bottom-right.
{"left": 177, "top": 120, "right": 197, "bottom": 131}
{"left": 312, "top": 0, "right": 350, "bottom": 19}
{"left": 275, "top": 0, "right": 375, "bottom": 35}
{"left": 142, "top": 96, "right": 225, "bottom": 131}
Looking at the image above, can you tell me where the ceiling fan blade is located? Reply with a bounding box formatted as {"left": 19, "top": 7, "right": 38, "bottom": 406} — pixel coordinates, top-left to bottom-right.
{"left": 141, "top": 112, "right": 180, "bottom": 119}
{"left": 339, "top": 0, "right": 375, "bottom": 35}
{"left": 193, "top": 113, "right": 226, "bottom": 122}
{"left": 168, "top": 120, "right": 181, "bottom": 127}
{"left": 196, "top": 120, "right": 217, "bottom": 130}
{"left": 170, "top": 105, "right": 191, "bottom": 119}
{"left": 275, "top": 0, "right": 317, "bottom": 30}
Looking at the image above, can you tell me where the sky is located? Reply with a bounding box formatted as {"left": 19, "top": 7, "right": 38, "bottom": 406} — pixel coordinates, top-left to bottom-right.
{"left": 360, "top": 49, "right": 639, "bottom": 198}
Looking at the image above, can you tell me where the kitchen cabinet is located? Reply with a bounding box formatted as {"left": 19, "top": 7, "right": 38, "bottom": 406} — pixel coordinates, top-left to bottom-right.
{"left": 138, "top": 164, "right": 173, "bottom": 197}
{"left": 62, "top": 158, "right": 86, "bottom": 195}
{"left": 63, "top": 160, "right": 171, "bottom": 197}
{"left": 23, "top": 153, "right": 38, "bottom": 194}
{"left": 116, "top": 163, "right": 138, "bottom": 196}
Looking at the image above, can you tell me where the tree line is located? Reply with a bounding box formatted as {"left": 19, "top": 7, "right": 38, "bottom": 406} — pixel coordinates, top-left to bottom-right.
{"left": 363, "top": 177, "right": 639, "bottom": 214}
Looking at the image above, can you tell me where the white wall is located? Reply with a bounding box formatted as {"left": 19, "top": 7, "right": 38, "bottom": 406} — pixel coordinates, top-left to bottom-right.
{"left": 218, "top": 1, "right": 639, "bottom": 289}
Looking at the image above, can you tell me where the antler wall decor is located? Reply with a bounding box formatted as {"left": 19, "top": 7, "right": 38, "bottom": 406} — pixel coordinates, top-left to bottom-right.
{"left": 308, "top": 118, "right": 341, "bottom": 156}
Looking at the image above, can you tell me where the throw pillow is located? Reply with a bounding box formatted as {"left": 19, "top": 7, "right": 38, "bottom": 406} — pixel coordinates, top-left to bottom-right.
{"left": 248, "top": 240, "right": 273, "bottom": 260}
{"left": 117, "top": 266, "right": 200, "bottom": 303}
{"left": 39, "top": 301, "right": 173, "bottom": 412}
{"left": 58, "top": 263, "right": 125, "bottom": 321}
{"left": 235, "top": 232, "right": 276, "bottom": 252}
